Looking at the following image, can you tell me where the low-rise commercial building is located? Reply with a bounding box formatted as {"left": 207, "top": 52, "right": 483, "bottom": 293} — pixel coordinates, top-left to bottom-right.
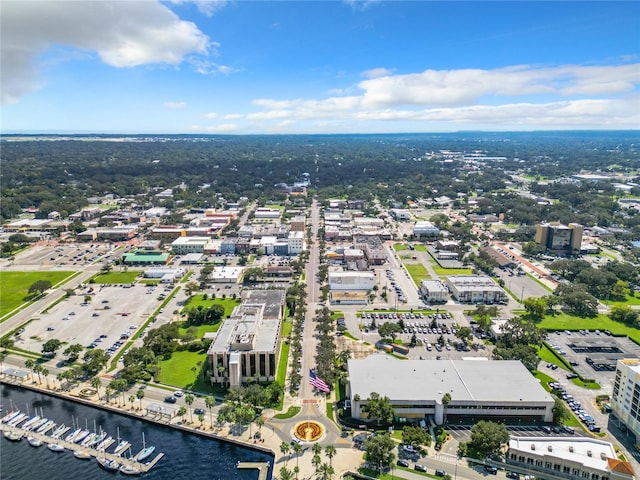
{"left": 414, "top": 221, "right": 440, "bottom": 237}
{"left": 445, "top": 275, "right": 507, "bottom": 304}
{"left": 347, "top": 356, "right": 554, "bottom": 425}
{"left": 171, "top": 236, "right": 209, "bottom": 255}
{"left": 328, "top": 271, "right": 375, "bottom": 291}
{"left": 508, "top": 437, "right": 634, "bottom": 480}
{"left": 420, "top": 279, "right": 449, "bottom": 303}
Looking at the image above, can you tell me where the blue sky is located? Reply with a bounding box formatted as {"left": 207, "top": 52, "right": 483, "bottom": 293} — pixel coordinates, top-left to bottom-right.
{"left": 1, "top": 1, "right": 639, "bottom": 133}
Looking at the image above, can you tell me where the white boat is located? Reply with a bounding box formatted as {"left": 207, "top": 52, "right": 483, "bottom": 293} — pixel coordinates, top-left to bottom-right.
{"left": 51, "top": 424, "right": 67, "bottom": 439}
{"left": 4, "top": 431, "right": 23, "bottom": 441}
{"left": 119, "top": 464, "right": 141, "bottom": 475}
{"left": 1, "top": 410, "right": 20, "bottom": 423}
{"left": 74, "top": 450, "right": 92, "bottom": 460}
{"left": 96, "top": 436, "right": 112, "bottom": 451}
{"left": 36, "top": 420, "right": 55, "bottom": 433}
{"left": 113, "top": 440, "right": 129, "bottom": 455}
{"left": 27, "top": 436, "right": 43, "bottom": 447}
{"left": 91, "top": 431, "right": 106, "bottom": 446}
{"left": 97, "top": 457, "right": 120, "bottom": 471}
{"left": 137, "top": 445, "right": 155, "bottom": 462}
{"left": 8, "top": 413, "right": 28, "bottom": 427}
{"left": 74, "top": 430, "right": 90, "bottom": 444}
{"left": 47, "top": 443, "right": 65, "bottom": 452}
{"left": 21, "top": 415, "right": 41, "bottom": 430}
{"left": 81, "top": 433, "right": 96, "bottom": 447}
{"left": 27, "top": 418, "right": 48, "bottom": 432}
{"left": 65, "top": 428, "right": 82, "bottom": 442}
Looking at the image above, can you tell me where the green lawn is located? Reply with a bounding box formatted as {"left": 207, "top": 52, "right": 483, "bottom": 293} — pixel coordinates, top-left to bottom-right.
{"left": 609, "top": 294, "right": 640, "bottom": 306}
{"left": 276, "top": 342, "right": 290, "bottom": 387}
{"left": 393, "top": 244, "right": 409, "bottom": 251}
{"left": 405, "top": 263, "right": 430, "bottom": 286}
{"left": 185, "top": 295, "right": 242, "bottom": 317}
{"left": 0, "top": 270, "right": 75, "bottom": 318}
{"left": 282, "top": 319, "right": 292, "bottom": 338}
{"left": 538, "top": 313, "right": 640, "bottom": 344}
{"left": 178, "top": 323, "right": 221, "bottom": 338}
{"left": 157, "top": 350, "right": 208, "bottom": 390}
{"left": 537, "top": 344, "right": 570, "bottom": 371}
{"left": 92, "top": 271, "right": 139, "bottom": 284}
{"left": 414, "top": 244, "right": 427, "bottom": 252}
{"left": 532, "top": 370, "right": 557, "bottom": 391}
{"left": 433, "top": 266, "right": 473, "bottom": 276}
{"left": 273, "top": 406, "right": 300, "bottom": 419}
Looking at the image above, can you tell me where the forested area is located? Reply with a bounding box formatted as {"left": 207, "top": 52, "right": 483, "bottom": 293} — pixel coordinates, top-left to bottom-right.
{"left": 2, "top": 132, "right": 639, "bottom": 232}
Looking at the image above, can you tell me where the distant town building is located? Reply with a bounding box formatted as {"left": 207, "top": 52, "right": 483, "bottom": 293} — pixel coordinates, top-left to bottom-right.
{"left": 413, "top": 221, "right": 440, "bottom": 238}
{"left": 535, "top": 222, "right": 583, "bottom": 255}
{"left": 328, "top": 271, "right": 375, "bottom": 291}
{"left": 171, "top": 236, "right": 209, "bottom": 255}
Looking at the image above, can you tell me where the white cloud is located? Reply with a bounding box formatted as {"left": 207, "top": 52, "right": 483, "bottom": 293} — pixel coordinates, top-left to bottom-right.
{"left": 190, "top": 58, "right": 240, "bottom": 75}
{"left": 164, "top": 101, "right": 187, "bottom": 109}
{"left": 168, "top": 0, "right": 229, "bottom": 17}
{"left": 223, "top": 113, "right": 244, "bottom": 119}
{"left": 205, "top": 123, "right": 240, "bottom": 132}
{"left": 1, "top": 0, "right": 210, "bottom": 104}
{"left": 202, "top": 112, "right": 218, "bottom": 118}
{"left": 361, "top": 67, "right": 395, "bottom": 79}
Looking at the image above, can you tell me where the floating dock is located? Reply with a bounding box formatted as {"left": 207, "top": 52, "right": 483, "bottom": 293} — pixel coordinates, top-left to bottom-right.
{"left": 237, "top": 461, "right": 270, "bottom": 480}
{"left": 0, "top": 423, "right": 163, "bottom": 474}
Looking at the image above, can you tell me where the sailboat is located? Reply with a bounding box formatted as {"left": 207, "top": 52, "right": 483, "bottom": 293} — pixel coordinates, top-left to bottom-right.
{"left": 112, "top": 427, "right": 129, "bottom": 455}
{"left": 119, "top": 447, "right": 141, "bottom": 475}
{"left": 27, "top": 436, "right": 43, "bottom": 447}
{"left": 73, "top": 450, "right": 92, "bottom": 460}
{"left": 47, "top": 442, "right": 65, "bottom": 452}
{"left": 136, "top": 432, "right": 155, "bottom": 462}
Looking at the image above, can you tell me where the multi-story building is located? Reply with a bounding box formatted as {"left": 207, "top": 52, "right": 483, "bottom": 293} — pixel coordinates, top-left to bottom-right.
{"left": 171, "top": 236, "right": 210, "bottom": 255}
{"left": 507, "top": 437, "right": 634, "bottom": 480}
{"left": 353, "top": 235, "right": 386, "bottom": 265}
{"left": 611, "top": 359, "right": 640, "bottom": 443}
{"left": 207, "top": 290, "right": 285, "bottom": 387}
{"left": 328, "top": 271, "right": 375, "bottom": 291}
{"left": 287, "top": 231, "right": 304, "bottom": 254}
{"left": 535, "top": 222, "right": 583, "bottom": 255}
{"left": 445, "top": 275, "right": 507, "bottom": 304}
{"left": 420, "top": 279, "right": 449, "bottom": 303}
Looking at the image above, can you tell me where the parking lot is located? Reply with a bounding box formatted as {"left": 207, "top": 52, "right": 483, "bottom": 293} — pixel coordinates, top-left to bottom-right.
{"left": 547, "top": 330, "right": 640, "bottom": 389}
{"left": 14, "top": 243, "right": 116, "bottom": 269}
{"left": 447, "top": 424, "right": 586, "bottom": 442}
{"left": 15, "top": 283, "right": 170, "bottom": 359}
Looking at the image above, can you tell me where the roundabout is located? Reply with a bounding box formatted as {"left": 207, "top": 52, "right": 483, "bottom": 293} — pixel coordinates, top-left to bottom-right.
{"left": 78, "top": 387, "right": 97, "bottom": 397}
{"left": 293, "top": 420, "right": 324, "bottom": 443}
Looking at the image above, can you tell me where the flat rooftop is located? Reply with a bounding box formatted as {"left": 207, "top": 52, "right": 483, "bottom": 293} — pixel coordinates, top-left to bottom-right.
{"left": 348, "top": 356, "right": 553, "bottom": 404}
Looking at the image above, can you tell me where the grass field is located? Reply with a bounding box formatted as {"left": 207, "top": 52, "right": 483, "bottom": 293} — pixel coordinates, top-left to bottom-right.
{"left": 177, "top": 322, "right": 221, "bottom": 338}
{"left": 537, "top": 344, "right": 570, "bottom": 371}
{"left": 276, "top": 342, "right": 290, "bottom": 387}
{"left": 0, "top": 271, "right": 75, "bottom": 318}
{"left": 393, "top": 244, "right": 409, "bottom": 251}
{"left": 157, "top": 350, "right": 208, "bottom": 390}
{"left": 538, "top": 313, "right": 640, "bottom": 344}
{"left": 185, "top": 295, "right": 242, "bottom": 317}
{"left": 609, "top": 294, "right": 640, "bottom": 306}
{"left": 433, "top": 266, "right": 473, "bottom": 276}
{"left": 405, "top": 263, "right": 430, "bottom": 286}
{"left": 92, "top": 271, "right": 139, "bottom": 284}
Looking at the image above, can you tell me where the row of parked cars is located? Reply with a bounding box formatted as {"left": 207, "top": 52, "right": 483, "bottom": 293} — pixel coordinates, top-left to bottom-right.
{"left": 550, "top": 382, "right": 600, "bottom": 432}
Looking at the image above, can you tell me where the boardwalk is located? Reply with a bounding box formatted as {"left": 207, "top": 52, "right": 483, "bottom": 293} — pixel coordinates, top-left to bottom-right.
{"left": 237, "top": 461, "right": 270, "bottom": 480}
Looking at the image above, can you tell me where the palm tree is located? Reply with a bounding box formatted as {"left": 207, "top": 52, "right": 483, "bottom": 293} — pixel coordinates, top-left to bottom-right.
{"left": 105, "top": 384, "right": 113, "bottom": 404}
{"left": 24, "top": 359, "right": 35, "bottom": 382}
{"left": 137, "top": 388, "right": 145, "bottom": 411}
{"left": 293, "top": 466, "right": 300, "bottom": 480}
{"left": 256, "top": 416, "right": 265, "bottom": 434}
{"left": 324, "top": 445, "right": 336, "bottom": 466}
{"left": 91, "top": 377, "right": 102, "bottom": 399}
{"left": 291, "top": 441, "right": 302, "bottom": 469}
{"left": 129, "top": 394, "right": 136, "bottom": 410}
{"left": 205, "top": 396, "right": 216, "bottom": 429}
{"left": 33, "top": 364, "right": 43, "bottom": 384}
{"left": 280, "top": 441, "right": 290, "bottom": 464}
{"left": 217, "top": 365, "right": 226, "bottom": 386}
{"left": 0, "top": 351, "right": 7, "bottom": 375}
{"left": 198, "top": 413, "right": 205, "bottom": 427}
{"left": 41, "top": 367, "right": 50, "bottom": 388}
{"left": 311, "top": 454, "right": 322, "bottom": 473}
{"left": 312, "top": 442, "right": 323, "bottom": 456}
{"left": 318, "top": 463, "right": 335, "bottom": 480}
{"left": 278, "top": 466, "right": 293, "bottom": 480}
{"left": 441, "top": 392, "right": 452, "bottom": 425}
{"left": 185, "top": 393, "right": 194, "bottom": 423}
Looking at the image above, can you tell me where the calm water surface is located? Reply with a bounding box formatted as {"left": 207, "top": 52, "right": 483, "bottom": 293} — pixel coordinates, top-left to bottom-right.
{"left": 1, "top": 384, "right": 273, "bottom": 480}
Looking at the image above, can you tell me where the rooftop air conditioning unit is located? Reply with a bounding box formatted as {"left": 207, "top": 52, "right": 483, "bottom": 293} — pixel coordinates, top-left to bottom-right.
{"left": 587, "top": 451, "right": 592, "bottom": 457}
{"left": 531, "top": 445, "right": 535, "bottom": 450}
{"left": 548, "top": 446, "right": 553, "bottom": 452}
{"left": 569, "top": 446, "right": 574, "bottom": 452}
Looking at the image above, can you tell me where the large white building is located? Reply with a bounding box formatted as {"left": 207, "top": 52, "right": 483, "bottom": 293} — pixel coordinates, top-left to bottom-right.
{"left": 347, "top": 356, "right": 554, "bottom": 425}
{"left": 445, "top": 275, "right": 507, "bottom": 304}
{"left": 419, "top": 279, "right": 449, "bottom": 303}
{"left": 207, "top": 290, "right": 285, "bottom": 387}
{"left": 171, "top": 236, "right": 209, "bottom": 255}
{"left": 413, "top": 221, "right": 440, "bottom": 237}
{"left": 508, "top": 437, "right": 634, "bottom": 480}
{"left": 611, "top": 359, "right": 640, "bottom": 443}
{"left": 328, "top": 271, "right": 375, "bottom": 291}
{"left": 287, "top": 231, "right": 304, "bottom": 254}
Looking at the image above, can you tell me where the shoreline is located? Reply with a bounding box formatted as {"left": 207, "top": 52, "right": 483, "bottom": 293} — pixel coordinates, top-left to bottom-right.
{"left": 0, "top": 378, "right": 275, "bottom": 459}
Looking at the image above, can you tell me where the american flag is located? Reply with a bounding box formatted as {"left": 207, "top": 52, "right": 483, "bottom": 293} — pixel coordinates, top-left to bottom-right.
{"left": 309, "top": 369, "right": 330, "bottom": 393}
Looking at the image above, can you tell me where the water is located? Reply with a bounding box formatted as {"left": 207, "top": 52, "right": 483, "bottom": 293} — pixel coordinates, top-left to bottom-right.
{"left": 1, "top": 384, "right": 273, "bottom": 480}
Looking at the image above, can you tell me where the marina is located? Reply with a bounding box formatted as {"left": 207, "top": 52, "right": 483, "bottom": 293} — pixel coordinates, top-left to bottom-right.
{"left": 0, "top": 384, "right": 274, "bottom": 480}
{"left": 0, "top": 419, "right": 164, "bottom": 474}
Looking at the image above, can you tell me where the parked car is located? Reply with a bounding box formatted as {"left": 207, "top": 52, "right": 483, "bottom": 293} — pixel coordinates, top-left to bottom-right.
{"left": 397, "top": 460, "right": 409, "bottom": 468}
{"left": 435, "top": 469, "right": 446, "bottom": 477}
{"left": 164, "top": 396, "right": 177, "bottom": 403}
{"left": 414, "top": 464, "right": 427, "bottom": 472}
{"left": 484, "top": 465, "right": 498, "bottom": 475}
